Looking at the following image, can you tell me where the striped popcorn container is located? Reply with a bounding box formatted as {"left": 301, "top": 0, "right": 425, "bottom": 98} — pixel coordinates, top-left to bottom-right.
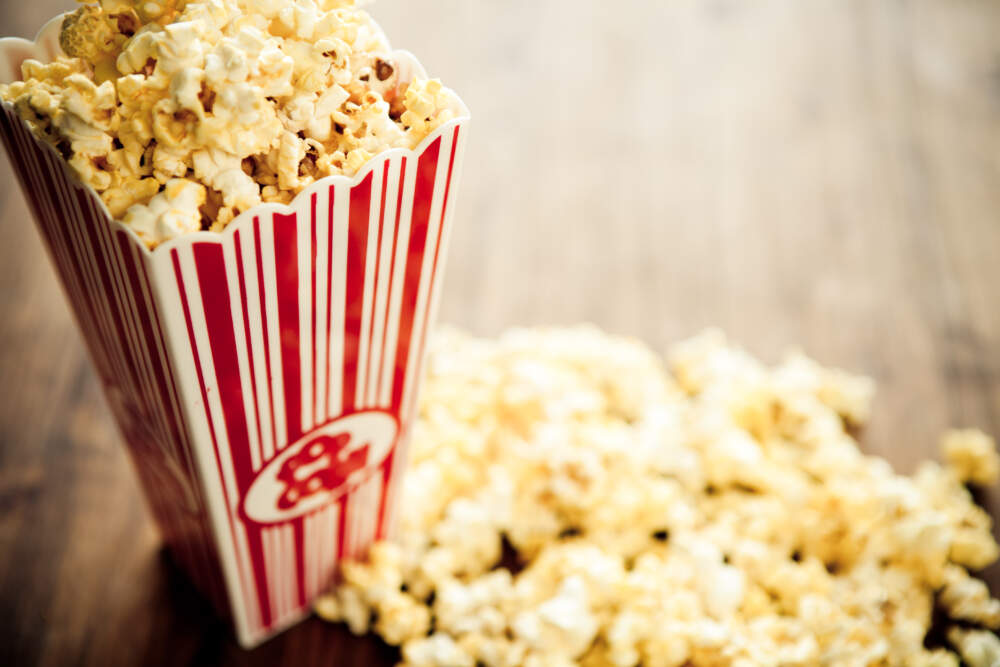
{"left": 0, "top": 20, "right": 469, "bottom": 648}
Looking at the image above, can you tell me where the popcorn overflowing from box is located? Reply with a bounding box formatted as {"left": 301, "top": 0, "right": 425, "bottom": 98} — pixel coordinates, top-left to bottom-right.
{"left": 1, "top": 0, "right": 462, "bottom": 244}
{"left": 316, "top": 326, "right": 1000, "bottom": 666}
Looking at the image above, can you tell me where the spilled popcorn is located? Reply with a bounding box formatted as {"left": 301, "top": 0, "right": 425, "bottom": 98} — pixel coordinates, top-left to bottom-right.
{"left": 0, "top": 0, "right": 462, "bottom": 246}
{"left": 315, "top": 327, "right": 1000, "bottom": 666}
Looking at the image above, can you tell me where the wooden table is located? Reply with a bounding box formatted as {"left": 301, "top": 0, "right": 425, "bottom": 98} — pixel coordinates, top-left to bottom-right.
{"left": 2, "top": 0, "right": 999, "bottom": 664}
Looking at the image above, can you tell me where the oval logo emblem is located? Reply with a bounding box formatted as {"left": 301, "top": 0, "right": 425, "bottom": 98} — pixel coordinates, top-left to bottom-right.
{"left": 242, "top": 410, "right": 398, "bottom": 525}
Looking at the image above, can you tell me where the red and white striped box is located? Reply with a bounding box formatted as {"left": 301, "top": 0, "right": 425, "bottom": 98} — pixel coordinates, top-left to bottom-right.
{"left": 0, "top": 18, "right": 469, "bottom": 648}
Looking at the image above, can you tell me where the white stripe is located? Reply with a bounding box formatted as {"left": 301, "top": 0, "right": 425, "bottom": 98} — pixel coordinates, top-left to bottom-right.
{"left": 378, "top": 156, "right": 417, "bottom": 408}
{"left": 345, "top": 493, "right": 358, "bottom": 561}
{"left": 355, "top": 166, "right": 384, "bottom": 408}
{"left": 298, "top": 200, "right": 314, "bottom": 434}
{"left": 140, "top": 247, "right": 212, "bottom": 510}
{"left": 284, "top": 523, "right": 297, "bottom": 621}
{"left": 60, "top": 168, "right": 129, "bottom": 405}
{"left": 400, "top": 131, "right": 455, "bottom": 421}
{"left": 346, "top": 475, "right": 377, "bottom": 561}
{"left": 304, "top": 512, "right": 316, "bottom": 599}
{"left": 274, "top": 525, "right": 286, "bottom": 620}
{"left": 178, "top": 245, "right": 262, "bottom": 630}
{"left": 273, "top": 525, "right": 284, "bottom": 620}
{"left": 261, "top": 213, "right": 287, "bottom": 448}
{"left": 222, "top": 239, "right": 262, "bottom": 473}
{"left": 327, "top": 185, "right": 350, "bottom": 416}
{"left": 302, "top": 514, "right": 312, "bottom": 600}
{"left": 313, "top": 188, "right": 331, "bottom": 426}
{"left": 382, "top": 428, "right": 412, "bottom": 540}
{"left": 264, "top": 526, "right": 277, "bottom": 621}
{"left": 312, "top": 507, "right": 327, "bottom": 596}
{"left": 7, "top": 120, "right": 76, "bottom": 320}
{"left": 271, "top": 526, "right": 285, "bottom": 625}
{"left": 9, "top": 124, "right": 97, "bottom": 378}
{"left": 313, "top": 511, "right": 323, "bottom": 598}
{"left": 118, "top": 239, "right": 176, "bottom": 462}
{"left": 120, "top": 216, "right": 223, "bottom": 607}
{"left": 81, "top": 190, "right": 141, "bottom": 414}
{"left": 367, "top": 157, "right": 400, "bottom": 408}
{"left": 130, "top": 243, "right": 190, "bottom": 486}
{"left": 144, "top": 250, "right": 257, "bottom": 640}
{"left": 240, "top": 225, "right": 275, "bottom": 463}
{"left": 63, "top": 164, "right": 152, "bottom": 441}
{"left": 317, "top": 505, "right": 330, "bottom": 591}
{"left": 51, "top": 164, "right": 121, "bottom": 377}
{"left": 412, "top": 127, "right": 467, "bottom": 413}
{"left": 276, "top": 525, "right": 287, "bottom": 621}
{"left": 14, "top": 121, "right": 217, "bottom": 612}
{"left": 325, "top": 501, "right": 340, "bottom": 585}
{"left": 355, "top": 474, "right": 382, "bottom": 557}
{"left": 42, "top": 149, "right": 126, "bottom": 392}
{"left": 281, "top": 524, "right": 291, "bottom": 620}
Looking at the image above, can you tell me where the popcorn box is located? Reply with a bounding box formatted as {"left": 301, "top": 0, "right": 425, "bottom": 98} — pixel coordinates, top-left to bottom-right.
{"left": 0, "top": 18, "right": 469, "bottom": 648}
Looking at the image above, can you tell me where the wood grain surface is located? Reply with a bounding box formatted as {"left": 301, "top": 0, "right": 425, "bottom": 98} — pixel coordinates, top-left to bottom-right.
{"left": 2, "top": 0, "right": 1000, "bottom": 665}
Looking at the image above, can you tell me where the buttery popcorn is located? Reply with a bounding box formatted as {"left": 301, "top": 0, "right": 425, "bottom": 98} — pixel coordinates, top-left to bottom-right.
{"left": 0, "top": 0, "right": 463, "bottom": 246}
{"left": 316, "top": 327, "right": 1000, "bottom": 666}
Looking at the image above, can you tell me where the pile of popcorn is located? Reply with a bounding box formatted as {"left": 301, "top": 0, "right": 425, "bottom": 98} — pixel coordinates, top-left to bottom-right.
{"left": 316, "top": 327, "right": 1000, "bottom": 666}
{"left": 0, "top": 0, "right": 461, "bottom": 246}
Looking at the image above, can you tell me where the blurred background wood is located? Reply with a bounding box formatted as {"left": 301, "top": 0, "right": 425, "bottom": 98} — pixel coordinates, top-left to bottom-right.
{"left": 2, "top": 0, "right": 1000, "bottom": 664}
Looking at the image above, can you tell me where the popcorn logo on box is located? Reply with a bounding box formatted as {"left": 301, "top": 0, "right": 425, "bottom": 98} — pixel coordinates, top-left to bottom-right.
{"left": 241, "top": 410, "right": 398, "bottom": 525}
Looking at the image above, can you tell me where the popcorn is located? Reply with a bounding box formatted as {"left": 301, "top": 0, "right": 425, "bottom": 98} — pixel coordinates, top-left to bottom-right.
{"left": 942, "top": 429, "right": 1000, "bottom": 486}
{"left": 317, "top": 326, "right": 1000, "bottom": 665}
{"left": 947, "top": 627, "right": 1000, "bottom": 667}
{"left": 938, "top": 565, "right": 1000, "bottom": 628}
{"left": 121, "top": 177, "right": 205, "bottom": 246}
{"left": 0, "top": 0, "right": 463, "bottom": 247}
{"left": 402, "top": 633, "right": 475, "bottom": 667}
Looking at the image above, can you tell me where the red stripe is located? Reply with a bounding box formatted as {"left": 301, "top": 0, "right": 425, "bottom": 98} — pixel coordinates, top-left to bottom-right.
{"left": 137, "top": 248, "right": 232, "bottom": 617}
{"left": 381, "top": 131, "right": 461, "bottom": 539}
{"left": 293, "top": 517, "right": 306, "bottom": 607}
{"left": 364, "top": 161, "right": 391, "bottom": 407}
{"left": 110, "top": 220, "right": 192, "bottom": 582}
{"left": 324, "top": 186, "right": 336, "bottom": 417}
{"left": 373, "top": 155, "right": 412, "bottom": 537}
{"left": 2, "top": 114, "right": 88, "bottom": 379}
{"left": 76, "top": 189, "right": 127, "bottom": 386}
{"left": 195, "top": 242, "right": 276, "bottom": 629}
{"left": 375, "top": 453, "right": 394, "bottom": 540}
{"left": 174, "top": 247, "right": 271, "bottom": 629}
{"left": 1, "top": 110, "right": 55, "bottom": 254}
{"left": 44, "top": 151, "right": 131, "bottom": 400}
{"left": 253, "top": 217, "right": 279, "bottom": 453}
{"left": 380, "top": 131, "right": 461, "bottom": 540}
{"left": 336, "top": 496, "right": 349, "bottom": 559}
{"left": 235, "top": 229, "right": 265, "bottom": 469}
{"left": 116, "top": 233, "right": 175, "bottom": 460}
{"left": 113, "top": 230, "right": 171, "bottom": 455}
{"left": 15, "top": 127, "right": 111, "bottom": 393}
{"left": 303, "top": 195, "right": 320, "bottom": 610}
{"left": 67, "top": 168, "right": 135, "bottom": 403}
{"left": 411, "top": 127, "right": 462, "bottom": 411}
{"left": 342, "top": 171, "right": 373, "bottom": 414}
{"left": 273, "top": 212, "right": 302, "bottom": 442}
{"left": 1, "top": 109, "right": 46, "bottom": 231}
{"left": 391, "top": 138, "right": 442, "bottom": 409}
{"left": 376, "top": 157, "right": 406, "bottom": 402}
{"left": 191, "top": 243, "right": 253, "bottom": 483}
{"left": 50, "top": 162, "right": 117, "bottom": 394}
{"left": 310, "top": 194, "right": 318, "bottom": 424}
